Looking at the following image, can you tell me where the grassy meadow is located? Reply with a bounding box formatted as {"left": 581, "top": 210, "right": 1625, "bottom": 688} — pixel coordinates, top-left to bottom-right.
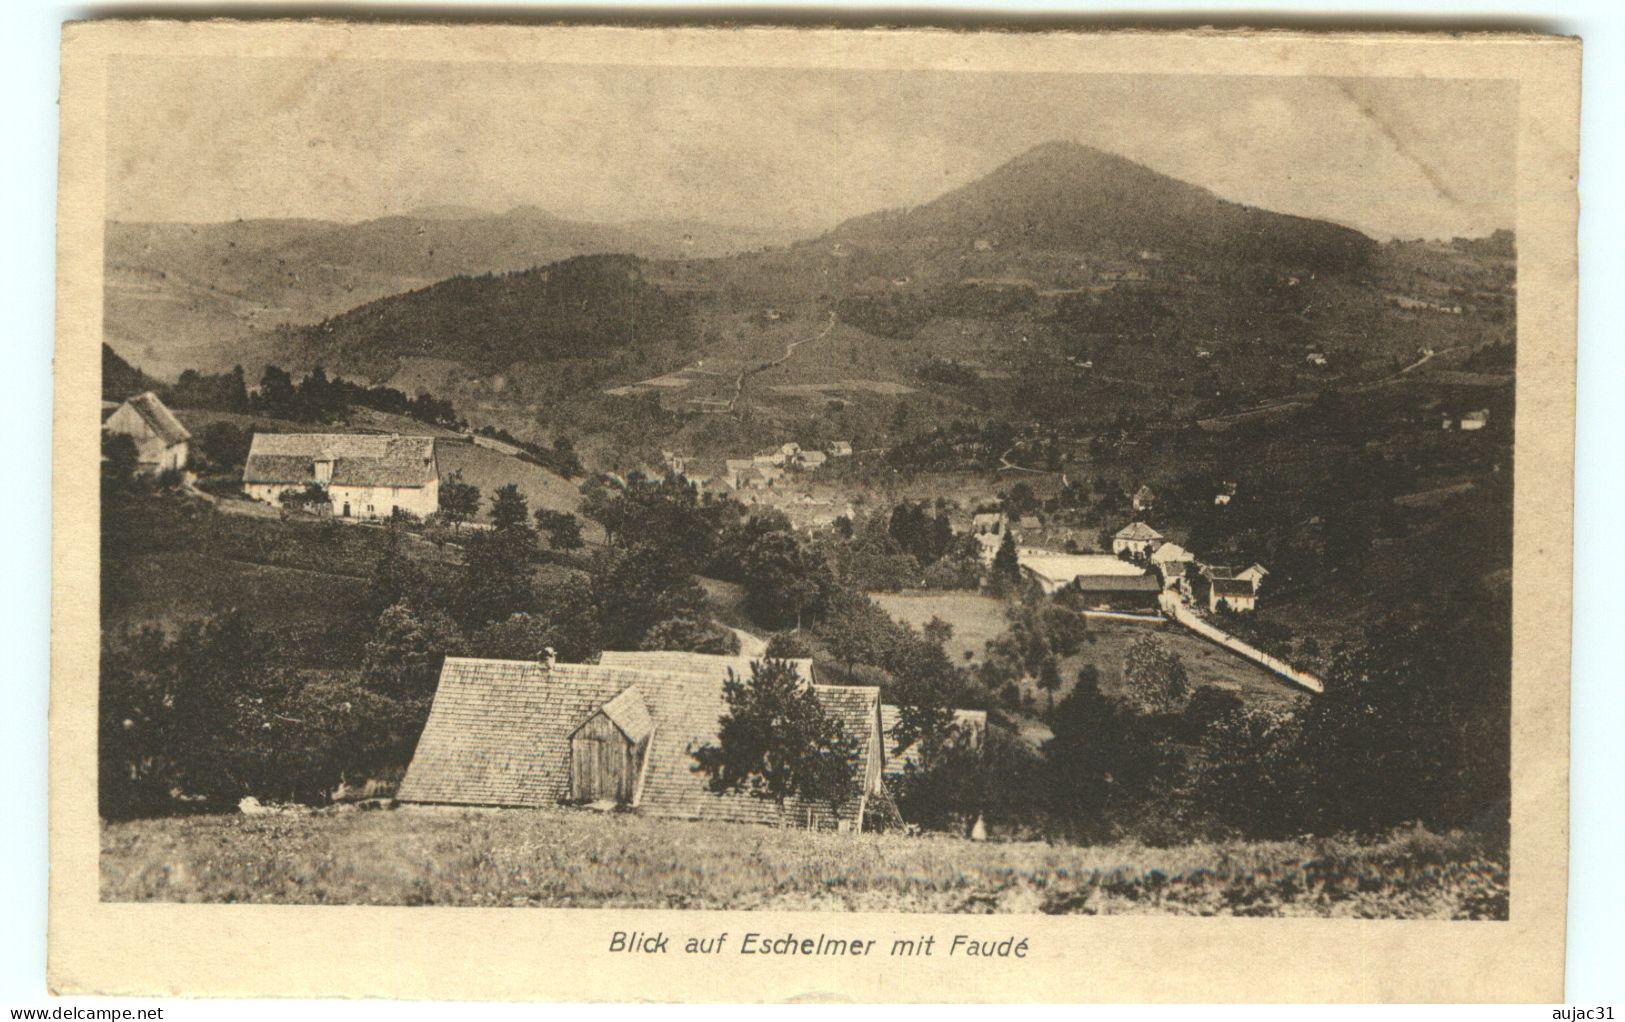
{"left": 868, "top": 590, "right": 1009, "bottom": 665}
{"left": 102, "top": 807, "right": 1506, "bottom": 918}
{"left": 869, "top": 591, "right": 1303, "bottom": 712}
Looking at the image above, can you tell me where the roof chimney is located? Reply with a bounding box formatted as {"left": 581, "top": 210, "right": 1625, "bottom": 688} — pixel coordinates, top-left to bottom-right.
{"left": 539, "top": 647, "right": 556, "bottom": 670}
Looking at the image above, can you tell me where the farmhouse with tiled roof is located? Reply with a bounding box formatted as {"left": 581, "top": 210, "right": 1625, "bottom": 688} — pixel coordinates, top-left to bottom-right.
{"left": 242, "top": 432, "right": 439, "bottom": 519}
{"left": 102, "top": 391, "right": 191, "bottom": 474}
{"left": 398, "top": 653, "right": 885, "bottom": 831}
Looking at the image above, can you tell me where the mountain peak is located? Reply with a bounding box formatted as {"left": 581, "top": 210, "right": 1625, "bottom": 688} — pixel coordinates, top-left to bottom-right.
{"left": 1004, "top": 139, "right": 1113, "bottom": 164}
{"left": 504, "top": 204, "right": 572, "bottom": 224}
{"left": 827, "top": 139, "right": 1374, "bottom": 271}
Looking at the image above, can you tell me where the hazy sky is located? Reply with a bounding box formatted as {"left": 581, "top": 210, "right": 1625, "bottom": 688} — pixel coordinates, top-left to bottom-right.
{"left": 106, "top": 57, "right": 1517, "bottom": 241}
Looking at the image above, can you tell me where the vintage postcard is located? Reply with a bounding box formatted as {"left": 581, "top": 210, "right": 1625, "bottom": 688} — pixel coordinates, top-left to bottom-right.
{"left": 51, "top": 21, "right": 1579, "bottom": 1002}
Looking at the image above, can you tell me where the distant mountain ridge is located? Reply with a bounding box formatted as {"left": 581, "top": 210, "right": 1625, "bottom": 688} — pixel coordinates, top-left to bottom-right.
{"left": 110, "top": 206, "right": 790, "bottom": 282}
{"left": 284, "top": 254, "right": 696, "bottom": 382}
{"left": 824, "top": 141, "right": 1376, "bottom": 271}
{"left": 105, "top": 207, "right": 792, "bottom": 379}
{"left": 280, "top": 140, "right": 1393, "bottom": 386}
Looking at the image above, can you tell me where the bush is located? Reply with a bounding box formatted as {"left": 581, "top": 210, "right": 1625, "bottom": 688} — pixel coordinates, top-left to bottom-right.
{"left": 764, "top": 631, "right": 814, "bottom": 660}
{"left": 920, "top": 555, "right": 982, "bottom": 590}
{"left": 639, "top": 617, "right": 741, "bottom": 656}
{"left": 99, "top": 613, "right": 429, "bottom": 817}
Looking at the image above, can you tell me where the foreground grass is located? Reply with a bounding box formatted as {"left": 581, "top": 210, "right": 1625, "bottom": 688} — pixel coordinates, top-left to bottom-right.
{"left": 102, "top": 807, "right": 1506, "bottom": 918}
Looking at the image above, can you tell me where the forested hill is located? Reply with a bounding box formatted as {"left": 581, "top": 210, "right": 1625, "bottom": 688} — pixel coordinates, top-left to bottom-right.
{"left": 284, "top": 254, "right": 698, "bottom": 381}
{"left": 823, "top": 141, "right": 1377, "bottom": 272}
{"left": 103, "top": 344, "right": 166, "bottom": 402}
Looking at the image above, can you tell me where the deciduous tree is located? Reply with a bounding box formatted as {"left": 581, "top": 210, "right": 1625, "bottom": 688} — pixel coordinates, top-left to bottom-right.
{"left": 437, "top": 472, "right": 481, "bottom": 530}
{"left": 1121, "top": 635, "right": 1190, "bottom": 716}
{"left": 693, "top": 658, "right": 860, "bottom": 819}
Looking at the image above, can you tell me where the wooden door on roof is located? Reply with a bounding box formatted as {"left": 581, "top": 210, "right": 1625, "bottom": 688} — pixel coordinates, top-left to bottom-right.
{"left": 569, "top": 712, "right": 638, "bottom": 803}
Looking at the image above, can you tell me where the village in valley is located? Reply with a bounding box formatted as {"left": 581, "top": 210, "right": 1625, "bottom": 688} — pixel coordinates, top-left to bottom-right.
{"left": 96, "top": 65, "right": 1518, "bottom": 917}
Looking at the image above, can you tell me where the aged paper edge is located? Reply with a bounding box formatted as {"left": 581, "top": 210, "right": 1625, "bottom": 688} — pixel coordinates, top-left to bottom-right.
{"left": 49, "top": 21, "right": 1580, "bottom": 1003}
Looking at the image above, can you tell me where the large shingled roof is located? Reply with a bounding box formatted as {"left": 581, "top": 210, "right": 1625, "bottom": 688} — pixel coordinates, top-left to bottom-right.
{"left": 398, "top": 656, "right": 881, "bottom": 829}
{"left": 1212, "top": 577, "right": 1257, "bottom": 598}
{"left": 1150, "top": 542, "right": 1194, "bottom": 564}
{"left": 1073, "top": 574, "right": 1163, "bottom": 593}
{"left": 1114, "top": 521, "right": 1164, "bottom": 541}
{"left": 597, "top": 650, "right": 817, "bottom": 686}
{"left": 242, "top": 433, "right": 437, "bottom": 488}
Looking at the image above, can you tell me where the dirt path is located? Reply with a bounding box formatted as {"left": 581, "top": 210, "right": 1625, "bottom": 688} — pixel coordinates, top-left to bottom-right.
{"left": 730, "top": 628, "right": 769, "bottom": 659}
{"left": 997, "top": 441, "right": 1048, "bottom": 474}
{"left": 1159, "top": 592, "right": 1324, "bottom": 694}
{"left": 728, "top": 311, "right": 837, "bottom": 413}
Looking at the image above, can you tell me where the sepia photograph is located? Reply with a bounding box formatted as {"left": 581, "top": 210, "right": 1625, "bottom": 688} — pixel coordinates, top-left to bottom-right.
{"left": 94, "top": 42, "right": 1526, "bottom": 916}
{"left": 49, "top": 21, "right": 1581, "bottom": 1002}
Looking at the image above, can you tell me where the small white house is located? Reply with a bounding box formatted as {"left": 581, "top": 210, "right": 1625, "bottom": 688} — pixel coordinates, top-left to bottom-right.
{"left": 1210, "top": 577, "right": 1258, "bottom": 613}
{"left": 1112, "top": 521, "right": 1163, "bottom": 557}
{"left": 102, "top": 391, "right": 191, "bottom": 474}
{"left": 1150, "top": 542, "right": 1195, "bottom": 586}
{"left": 1235, "top": 563, "right": 1270, "bottom": 591}
{"left": 971, "top": 511, "right": 1008, "bottom": 536}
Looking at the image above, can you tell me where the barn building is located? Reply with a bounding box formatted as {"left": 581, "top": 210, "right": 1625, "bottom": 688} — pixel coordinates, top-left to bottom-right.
{"left": 102, "top": 391, "right": 190, "bottom": 474}
{"left": 242, "top": 433, "right": 439, "bottom": 519}
{"left": 1019, "top": 551, "right": 1145, "bottom": 595}
{"left": 1065, "top": 574, "right": 1164, "bottom": 612}
{"left": 398, "top": 653, "right": 885, "bottom": 831}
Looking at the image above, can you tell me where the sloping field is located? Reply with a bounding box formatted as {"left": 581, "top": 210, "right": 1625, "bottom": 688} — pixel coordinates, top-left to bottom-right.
{"left": 171, "top": 407, "right": 465, "bottom": 440}
{"left": 101, "top": 807, "right": 1506, "bottom": 918}
{"left": 869, "top": 590, "right": 1008, "bottom": 665}
{"left": 104, "top": 551, "right": 367, "bottom": 633}
{"left": 868, "top": 593, "right": 1302, "bottom": 710}
{"left": 1063, "top": 619, "right": 1304, "bottom": 711}
{"left": 434, "top": 441, "right": 586, "bottom": 527}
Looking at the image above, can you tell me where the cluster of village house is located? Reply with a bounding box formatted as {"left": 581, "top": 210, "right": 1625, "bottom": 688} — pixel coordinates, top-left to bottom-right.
{"left": 101, "top": 392, "right": 1268, "bottom": 617}
{"left": 970, "top": 494, "right": 1268, "bottom": 616}
{"left": 104, "top": 391, "right": 1294, "bottom": 829}
{"left": 661, "top": 439, "right": 854, "bottom": 494}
